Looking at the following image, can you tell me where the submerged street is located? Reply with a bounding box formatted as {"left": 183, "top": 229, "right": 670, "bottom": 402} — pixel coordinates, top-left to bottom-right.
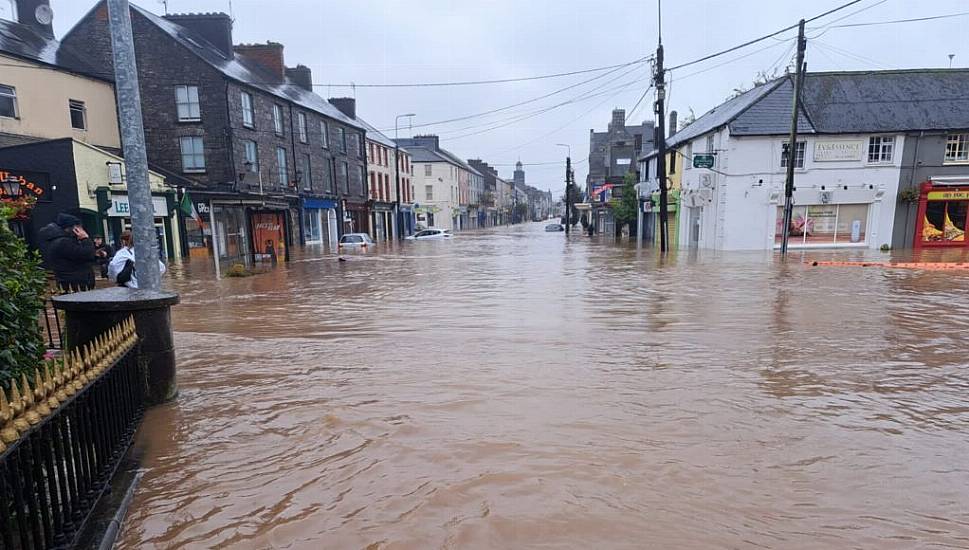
{"left": 115, "top": 224, "right": 969, "bottom": 549}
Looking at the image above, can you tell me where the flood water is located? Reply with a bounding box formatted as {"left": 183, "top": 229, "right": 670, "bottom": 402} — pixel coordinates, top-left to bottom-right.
{"left": 118, "top": 223, "right": 969, "bottom": 549}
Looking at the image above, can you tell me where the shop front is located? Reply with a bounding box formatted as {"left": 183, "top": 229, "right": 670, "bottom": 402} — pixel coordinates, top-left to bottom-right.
{"left": 251, "top": 210, "right": 287, "bottom": 262}
{"left": 399, "top": 204, "right": 415, "bottom": 236}
{"left": 185, "top": 192, "right": 291, "bottom": 270}
{"left": 301, "top": 197, "right": 339, "bottom": 249}
{"left": 414, "top": 204, "right": 440, "bottom": 229}
{"left": 344, "top": 201, "right": 369, "bottom": 234}
{"left": 97, "top": 190, "right": 178, "bottom": 260}
{"left": 914, "top": 179, "right": 969, "bottom": 249}
{"left": 371, "top": 202, "right": 394, "bottom": 241}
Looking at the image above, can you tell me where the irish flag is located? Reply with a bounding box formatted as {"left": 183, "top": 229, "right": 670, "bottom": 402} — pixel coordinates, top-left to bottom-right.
{"left": 179, "top": 191, "right": 204, "bottom": 228}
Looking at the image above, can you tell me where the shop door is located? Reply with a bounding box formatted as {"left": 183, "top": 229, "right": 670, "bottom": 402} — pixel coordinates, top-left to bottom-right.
{"left": 689, "top": 206, "right": 701, "bottom": 248}
{"left": 326, "top": 209, "right": 338, "bottom": 250}
{"left": 122, "top": 217, "right": 168, "bottom": 259}
{"left": 251, "top": 211, "right": 286, "bottom": 262}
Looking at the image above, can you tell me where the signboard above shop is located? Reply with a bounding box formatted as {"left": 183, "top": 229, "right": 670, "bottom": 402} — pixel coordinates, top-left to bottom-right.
{"left": 693, "top": 154, "right": 715, "bottom": 169}
{"left": 814, "top": 141, "right": 863, "bottom": 162}
{"left": 0, "top": 169, "right": 50, "bottom": 201}
{"left": 107, "top": 194, "right": 169, "bottom": 217}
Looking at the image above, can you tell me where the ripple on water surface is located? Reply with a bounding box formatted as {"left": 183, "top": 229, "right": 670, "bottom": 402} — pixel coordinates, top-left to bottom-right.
{"left": 119, "top": 225, "right": 969, "bottom": 549}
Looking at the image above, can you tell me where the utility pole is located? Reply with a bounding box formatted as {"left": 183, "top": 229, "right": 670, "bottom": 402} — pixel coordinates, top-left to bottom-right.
{"left": 654, "top": 3, "right": 669, "bottom": 253}
{"left": 394, "top": 113, "right": 415, "bottom": 239}
{"left": 107, "top": 0, "right": 161, "bottom": 289}
{"left": 564, "top": 155, "right": 572, "bottom": 234}
{"left": 780, "top": 19, "right": 807, "bottom": 256}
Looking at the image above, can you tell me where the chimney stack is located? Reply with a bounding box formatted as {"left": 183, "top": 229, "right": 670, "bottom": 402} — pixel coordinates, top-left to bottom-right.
{"left": 328, "top": 97, "right": 356, "bottom": 119}
{"left": 286, "top": 65, "right": 313, "bottom": 91}
{"left": 163, "top": 12, "right": 233, "bottom": 58}
{"left": 15, "top": 0, "right": 54, "bottom": 39}
{"left": 669, "top": 111, "right": 678, "bottom": 137}
{"left": 234, "top": 42, "right": 285, "bottom": 80}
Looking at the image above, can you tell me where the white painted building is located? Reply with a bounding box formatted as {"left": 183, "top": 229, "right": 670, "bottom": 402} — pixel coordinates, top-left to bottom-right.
{"left": 397, "top": 135, "right": 464, "bottom": 231}
{"left": 656, "top": 72, "right": 913, "bottom": 251}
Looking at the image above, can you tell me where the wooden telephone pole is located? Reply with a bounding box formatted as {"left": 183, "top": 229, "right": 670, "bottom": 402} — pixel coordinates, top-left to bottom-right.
{"left": 780, "top": 20, "right": 807, "bottom": 256}
{"left": 654, "top": 1, "right": 669, "bottom": 252}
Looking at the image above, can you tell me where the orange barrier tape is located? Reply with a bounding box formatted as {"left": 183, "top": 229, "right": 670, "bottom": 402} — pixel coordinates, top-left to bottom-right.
{"left": 810, "top": 260, "right": 969, "bottom": 270}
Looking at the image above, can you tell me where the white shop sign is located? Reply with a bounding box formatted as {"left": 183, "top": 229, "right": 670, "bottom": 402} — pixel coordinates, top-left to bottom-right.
{"left": 814, "top": 141, "right": 863, "bottom": 162}
{"left": 108, "top": 194, "right": 168, "bottom": 217}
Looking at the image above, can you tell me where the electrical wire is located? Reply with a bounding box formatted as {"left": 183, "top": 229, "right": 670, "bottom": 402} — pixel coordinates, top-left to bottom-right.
{"left": 666, "top": 0, "right": 865, "bottom": 71}
{"left": 811, "top": 39, "right": 892, "bottom": 69}
{"left": 806, "top": 0, "right": 891, "bottom": 38}
{"left": 822, "top": 9, "right": 969, "bottom": 29}
{"left": 315, "top": 57, "right": 652, "bottom": 88}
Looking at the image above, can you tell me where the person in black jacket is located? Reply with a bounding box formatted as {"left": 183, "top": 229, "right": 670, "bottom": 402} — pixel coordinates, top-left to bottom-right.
{"left": 92, "top": 235, "right": 114, "bottom": 279}
{"left": 39, "top": 213, "right": 98, "bottom": 292}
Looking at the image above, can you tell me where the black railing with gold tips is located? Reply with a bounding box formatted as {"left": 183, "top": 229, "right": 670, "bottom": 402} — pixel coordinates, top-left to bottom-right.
{"left": 0, "top": 317, "right": 143, "bottom": 549}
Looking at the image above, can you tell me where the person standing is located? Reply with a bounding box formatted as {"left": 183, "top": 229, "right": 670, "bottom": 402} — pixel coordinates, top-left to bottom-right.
{"left": 108, "top": 230, "right": 166, "bottom": 289}
{"left": 93, "top": 235, "right": 115, "bottom": 279}
{"left": 38, "top": 213, "right": 97, "bottom": 292}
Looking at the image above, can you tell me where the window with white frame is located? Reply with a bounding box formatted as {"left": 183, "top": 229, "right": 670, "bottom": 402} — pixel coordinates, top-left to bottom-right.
{"left": 425, "top": 184, "right": 434, "bottom": 200}
{"left": 781, "top": 141, "right": 806, "bottom": 168}
{"left": 297, "top": 112, "right": 307, "bottom": 143}
{"left": 240, "top": 91, "right": 254, "bottom": 128}
{"left": 243, "top": 140, "right": 258, "bottom": 173}
{"left": 0, "top": 85, "right": 17, "bottom": 118}
{"left": 175, "top": 85, "right": 200, "bottom": 121}
{"left": 273, "top": 104, "right": 284, "bottom": 135}
{"left": 69, "top": 99, "right": 86, "bottom": 130}
{"left": 276, "top": 146, "right": 288, "bottom": 186}
{"left": 685, "top": 142, "right": 692, "bottom": 169}
{"left": 179, "top": 136, "right": 205, "bottom": 172}
{"left": 706, "top": 134, "right": 714, "bottom": 153}
{"left": 944, "top": 133, "right": 969, "bottom": 163}
{"left": 301, "top": 153, "right": 312, "bottom": 189}
{"left": 337, "top": 127, "right": 346, "bottom": 153}
{"left": 424, "top": 164, "right": 432, "bottom": 176}
{"left": 867, "top": 136, "right": 894, "bottom": 163}
{"left": 320, "top": 120, "right": 329, "bottom": 148}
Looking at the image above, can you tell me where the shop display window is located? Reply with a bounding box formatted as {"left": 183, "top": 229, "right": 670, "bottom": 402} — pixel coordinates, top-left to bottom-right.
{"left": 922, "top": 200, "right": 967, "bottom": 243}
{"left": 775, "top": 203, "right": 868, "bottom": 246}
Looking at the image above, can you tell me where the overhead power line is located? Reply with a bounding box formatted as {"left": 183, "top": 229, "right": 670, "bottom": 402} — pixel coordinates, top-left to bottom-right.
{"left": 823, "top": 9, "right": 969, "bottom": 29}
{"left": 316, "top": 57, "right": 651, "bottom": 88}
{"left": 666, "top": 0, "right": 866, "bottom": 71}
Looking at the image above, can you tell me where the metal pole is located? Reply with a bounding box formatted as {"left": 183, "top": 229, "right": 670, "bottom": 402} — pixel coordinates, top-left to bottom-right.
{"left": 780, "top": 20, "right": 807, "bottom": 256}
{"left": 636, "top": 183, "right": 643, "bottom": 247}
{"left": 107, "top": 0, "right": 161, "bottom": 289}
{"left": 208, "top": 200, "right": 220, "bottom": 279}
{"left": 394, "top": 114, "right": 415, "bottom": 239}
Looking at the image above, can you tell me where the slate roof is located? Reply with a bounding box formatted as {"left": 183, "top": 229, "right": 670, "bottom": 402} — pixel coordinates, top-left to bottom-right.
{"left": 125, "top": 3, "right": 365, "bottom": 131}
{"left": 400, "top": 146, "right": 448, "bottom": 164}
{"left": 357, "top": 118, "right": 396, "bottom": 148}
{"left": 648, "top": 69, "right": 969, "bottom": 160}
{"left": 0, "top": 18, "right": 110, "bottom": 81}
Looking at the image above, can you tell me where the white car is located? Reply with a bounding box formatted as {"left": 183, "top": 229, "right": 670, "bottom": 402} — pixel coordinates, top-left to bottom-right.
{"left": 338, "top": 233, "right": 375, "bottom": 249}
{"left": 406, "top": 228, "right": 452, "bottom": 240}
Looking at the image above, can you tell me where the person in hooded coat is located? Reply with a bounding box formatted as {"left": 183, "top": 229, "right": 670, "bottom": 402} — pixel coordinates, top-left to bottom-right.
{"left": 39, "top": 213, "right": 97, "bottom": 292}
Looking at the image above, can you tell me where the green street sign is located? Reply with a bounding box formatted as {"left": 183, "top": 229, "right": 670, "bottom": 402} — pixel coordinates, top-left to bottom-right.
{"left": 693, "top": 154, "right": 715, "bottom": 169}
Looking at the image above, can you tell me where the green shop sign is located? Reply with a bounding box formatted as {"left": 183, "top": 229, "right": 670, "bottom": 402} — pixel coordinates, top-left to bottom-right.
{"left": 692, "top": 154, "right": 715, "bottom": 169}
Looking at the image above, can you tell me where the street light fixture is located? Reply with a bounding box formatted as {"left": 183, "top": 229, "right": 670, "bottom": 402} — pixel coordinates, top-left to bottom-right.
{"left": 0, "top": 175, "right": 21, "bottom": 199}
{"left": 394, "top": 113, "right": 416, "bottom": 239}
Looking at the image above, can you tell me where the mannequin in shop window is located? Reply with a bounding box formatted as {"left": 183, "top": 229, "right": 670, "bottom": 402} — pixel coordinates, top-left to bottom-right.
{"left": 108, "top": 230, "right": 167, "bottom": 288}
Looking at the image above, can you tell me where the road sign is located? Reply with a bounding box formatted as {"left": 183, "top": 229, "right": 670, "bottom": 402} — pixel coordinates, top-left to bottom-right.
{"left": 693, "top": 154, "right": 715, "bottom": 169}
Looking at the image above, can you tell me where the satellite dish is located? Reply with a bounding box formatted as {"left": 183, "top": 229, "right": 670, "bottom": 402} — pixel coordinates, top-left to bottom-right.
{"left": 35, "top": 4, "right": 53, "bottom": 25}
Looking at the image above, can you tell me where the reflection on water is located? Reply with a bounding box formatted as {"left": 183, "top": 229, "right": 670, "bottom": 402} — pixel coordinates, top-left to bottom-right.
{"left": 119, "top": 224, "right": 969, "bottom": 549}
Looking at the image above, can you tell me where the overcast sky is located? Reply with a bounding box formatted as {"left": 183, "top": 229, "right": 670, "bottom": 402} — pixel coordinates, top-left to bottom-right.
{"left": 19, "top": 0, "right": 969, "bottom": 197}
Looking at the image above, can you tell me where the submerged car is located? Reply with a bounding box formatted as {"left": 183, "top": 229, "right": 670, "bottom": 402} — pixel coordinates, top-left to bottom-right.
{"left": 338, "top": 233, "right": 375, "bottom": 249}
{"left": 406, "top": 228, "right": 453, "bottom": 240}
{"left": 545, "top": 223, "right": 565, "bottom": 232}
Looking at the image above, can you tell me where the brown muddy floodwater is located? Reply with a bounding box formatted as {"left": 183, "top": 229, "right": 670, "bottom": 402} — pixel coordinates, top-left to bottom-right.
{"left": 118, "top": 223, "right": 969, "bottom": 549}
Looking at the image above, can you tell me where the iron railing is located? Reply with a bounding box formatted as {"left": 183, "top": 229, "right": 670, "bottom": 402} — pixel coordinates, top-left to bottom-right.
{"left": 0, "top": 317, "right": 142, "bottom": 550}
{"left": 39, "top": 299, "right": 64, "bottom": 351}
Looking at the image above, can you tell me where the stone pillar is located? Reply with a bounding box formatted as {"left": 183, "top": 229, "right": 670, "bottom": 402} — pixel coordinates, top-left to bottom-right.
{"left": 52, "top": 287, "right": 179, "bottom": 405}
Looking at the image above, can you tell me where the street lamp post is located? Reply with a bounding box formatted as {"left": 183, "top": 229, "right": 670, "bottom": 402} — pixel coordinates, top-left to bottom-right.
{"left": 394, "top": 113, "right": 416, "bottom": 240}
{"left": 556, "top": 144, "right": 572, "bottom": 234}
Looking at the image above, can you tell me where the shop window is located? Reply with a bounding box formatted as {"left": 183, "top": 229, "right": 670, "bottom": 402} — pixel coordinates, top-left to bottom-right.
{"left": 240, "top": 91, "right": 254, "bottom": 128}
{"left": 781, "top": 141, "right": 806, "bottom": 168}
{"left": 867, "top": 136, "right": 894, "bottom": 163}
{"left": 320, "top": 120, "right": 329, "bottom": 148}
{"left": 297, "top": 112, "right": 308, "bottom": 143}
{"left": 273, "top": 104, "right": 284, "bottom": 135}
{"left": 175, "top": 85, "right": 200, "bottom": 121}
{"left": 304, "top": 209, "right": 322, "bottom": 243}
{"left": 922, "top": 200, "right": 967, "bottom": 243}
{"left": 944, "top": 133, "right": 969, "bottom": 164}
{"left": 69, "top": 99, "right": 86, "bottom": 130}
{"left": 0, "top": 84, "right": 17, "bottom": 118}
{"left": 179, "top": 136, "right": 205, "bottom": 172}
{"left": 243, "top": 140, "right": 258, "bottom": 173}
{"left": 276, "top": 147, "right": 288, "bottom": 186}
{"left": 775, "top": 203, "right": 868, "bottom": 246}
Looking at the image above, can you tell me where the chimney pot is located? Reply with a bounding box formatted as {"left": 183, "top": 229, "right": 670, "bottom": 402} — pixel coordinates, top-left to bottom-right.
{"left": 234, "top": 42, "right": 286, "bottom": 80}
